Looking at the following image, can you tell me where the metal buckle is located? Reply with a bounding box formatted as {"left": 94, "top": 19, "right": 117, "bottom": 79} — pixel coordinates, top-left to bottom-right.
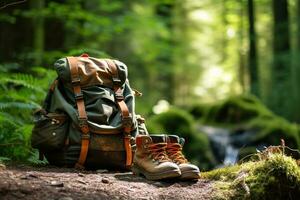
{"left": 71, "top": 77, "right": 81, "bottom": 85}
{"left": 115, "top": 93, "right": 124, "bottom": 100}
{"left": 78, "top": 118, "right": 88, "bottom": 127}
{"left": 81, "top": 133, "right": 90, "bottom": 140}
{"left": 75, "top": 92, "right": 83, "bottom": 100}
{"left": 136, "top": 115, "right": 145, "bottom": 124}
{"left": 112, "top": 77, "right": 122, "bottom": 86}
{"left": 130, "top": 136, "right": 136, "bottom": 145}
{"left": 122, "top": 115, "right": 133, "bottom": 128}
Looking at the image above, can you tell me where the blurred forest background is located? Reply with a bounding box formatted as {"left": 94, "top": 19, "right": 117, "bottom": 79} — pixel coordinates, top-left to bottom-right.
{"left": 0, "top": 0, "right": 300, "bottom": 170}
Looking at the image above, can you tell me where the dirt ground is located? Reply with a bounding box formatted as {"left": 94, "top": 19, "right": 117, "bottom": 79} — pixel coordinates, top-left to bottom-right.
{"left": 0, "top": 164, "right": 214, "bottom": 200}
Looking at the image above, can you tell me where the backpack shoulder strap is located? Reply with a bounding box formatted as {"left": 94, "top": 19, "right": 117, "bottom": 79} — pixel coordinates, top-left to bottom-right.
{"left": 104, "top": 59, "right": 133, "bottom": 168}
{"left": 66, "top": 57, "right": 90, "bottom": 169}
{"left": 42, "top": 78, "right": 58, "bottom": 112}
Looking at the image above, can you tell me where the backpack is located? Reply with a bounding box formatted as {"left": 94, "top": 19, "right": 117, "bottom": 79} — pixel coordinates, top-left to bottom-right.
{"left": 31, "top": 54, "right": 145, "bottom": 170}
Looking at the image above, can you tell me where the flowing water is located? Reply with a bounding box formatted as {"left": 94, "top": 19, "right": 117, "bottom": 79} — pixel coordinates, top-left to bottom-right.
{"left": 198, "top": 125, "right": 254, "bottom": 167}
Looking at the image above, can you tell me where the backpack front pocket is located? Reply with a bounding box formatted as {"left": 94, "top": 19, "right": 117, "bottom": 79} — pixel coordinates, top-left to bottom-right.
{"left": 31, "top": 110, "right": 69, "bottom": 151}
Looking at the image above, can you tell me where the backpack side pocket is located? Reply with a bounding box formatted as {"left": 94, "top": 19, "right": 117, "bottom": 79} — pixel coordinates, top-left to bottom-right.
{"left": 31, "top": 109, "right": 69, "bottom": 151}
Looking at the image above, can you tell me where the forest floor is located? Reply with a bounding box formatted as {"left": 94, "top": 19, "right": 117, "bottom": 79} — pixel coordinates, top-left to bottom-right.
{"left": 0, "top": 164, "right": 214, "bottom": 200}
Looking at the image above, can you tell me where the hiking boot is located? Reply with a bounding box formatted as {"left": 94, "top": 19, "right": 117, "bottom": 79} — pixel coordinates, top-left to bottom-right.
{"left": 132, "top": 135, "right": 181, "bottom": 180}
{"left": 166, "top": 135, "right": 200, "bottom": 180}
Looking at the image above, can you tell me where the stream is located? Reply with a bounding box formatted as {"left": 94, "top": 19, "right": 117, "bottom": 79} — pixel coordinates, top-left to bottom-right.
{"left": 198, "top": 125, "right": 255, "bottom": 167}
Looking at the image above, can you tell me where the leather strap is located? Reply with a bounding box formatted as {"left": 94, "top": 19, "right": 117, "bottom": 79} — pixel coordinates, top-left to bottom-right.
{"left": 67, "top": 57, "right": 90, "bottom": 169}
{"left": 104, "top": 59, "right": 133, "bottom": 168}
{"left": 49, "top": 79, "right": 58, "bottom": 92}
{"left": 43, "top": 79, "right": 58, "bottom": 111}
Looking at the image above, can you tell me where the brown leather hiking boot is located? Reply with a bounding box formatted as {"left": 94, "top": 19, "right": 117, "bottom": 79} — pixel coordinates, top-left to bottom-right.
{"left": 131, "top": 135, "right": 181, "bottom": 180}
{"left": 166, "top": 135, "right": 200, "bottom": 180}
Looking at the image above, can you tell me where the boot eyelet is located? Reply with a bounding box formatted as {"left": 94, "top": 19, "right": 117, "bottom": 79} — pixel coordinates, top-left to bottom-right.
{"left": 144, "top": 138, "right": 150, "bottom": 144}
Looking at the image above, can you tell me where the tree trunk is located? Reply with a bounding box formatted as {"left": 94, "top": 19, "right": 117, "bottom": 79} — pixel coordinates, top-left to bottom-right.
{"left": 247, "top": 0, "right": 258, "bottom": 97}
{"left": 270, "top": 0, "right": 291, "bottom": 119}
{"left": 238, "top": 0, "right": 247, "bottom": 93}
{"left": 293, "top": 0, "right": 300, "bottom": 122}
{"left": 221, "top": 0, "right": 228, "bottom": 63}
{"left": 30, "top": 0, "right": 45, "bottom": 66}
{"left": 298, "top": 0, "right": 300, "bottom": 52}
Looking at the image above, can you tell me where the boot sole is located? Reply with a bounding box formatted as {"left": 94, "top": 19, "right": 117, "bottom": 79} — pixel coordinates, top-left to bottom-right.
{"left": 132, "top": 164, "right": 181, "bottom": 181}
{"left": 180, "top": 169, "right": 201, "bottom": 180}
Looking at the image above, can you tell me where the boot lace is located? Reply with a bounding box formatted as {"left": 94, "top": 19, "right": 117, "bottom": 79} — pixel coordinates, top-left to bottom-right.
{"left": 148, "top": 143, "right": 170, "bottom": 163}
{"left": 167, "top": 143, "right": 188, "bottom": 164}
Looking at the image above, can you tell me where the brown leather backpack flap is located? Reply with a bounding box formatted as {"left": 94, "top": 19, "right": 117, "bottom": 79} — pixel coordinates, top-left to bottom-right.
{"left": 74, "top": 57, "right": 115, "bottom": 88}
{"left": 55, "top": 56, "right": 128, "bottom": 89}
{"left": 72, "top": 57, "right": 127, "bottom": 88}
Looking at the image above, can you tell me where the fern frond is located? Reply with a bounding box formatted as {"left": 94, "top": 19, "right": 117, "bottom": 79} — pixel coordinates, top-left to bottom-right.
{"left": 0, "top": 69, "right": 48, "bottom": 161}
{"left": 2, "top": 89, "right": 45, "bottom": 104}
{"left": 0, "top": 112, "right": 22, "bottom": 126}
{"left": 0, "top": 102, "right": 39, "bottom": 110}
{"left": 0, "top": 63, "right": 20, "bottom": 73}
{"left": 27, "top": 150, "right": 48, "bottom": 166}
{"left": 0, "top": 157, "right": 10, "bottom": 163}
{"left": 0, "top": 73, "right": 44, "bottom": 93}
{"left": 15, "top": 124, "right": 34, "bottom": 143}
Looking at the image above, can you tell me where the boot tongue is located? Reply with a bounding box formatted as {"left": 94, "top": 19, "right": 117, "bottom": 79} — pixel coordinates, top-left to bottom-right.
{"left": 168, "top": 135, "right": 180, "bottom": 143}
{"left": 150, "top": 135, "right": 166, "bottom": 143}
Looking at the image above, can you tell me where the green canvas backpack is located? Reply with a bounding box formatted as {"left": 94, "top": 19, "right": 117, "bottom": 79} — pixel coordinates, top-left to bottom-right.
{"left": 31, "top": 54, "right": 144, "bottom": 170}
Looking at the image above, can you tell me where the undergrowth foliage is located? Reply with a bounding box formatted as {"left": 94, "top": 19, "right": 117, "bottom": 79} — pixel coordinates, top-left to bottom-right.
{"left": 0, "top": 65, "right": 56, "bottom": 161}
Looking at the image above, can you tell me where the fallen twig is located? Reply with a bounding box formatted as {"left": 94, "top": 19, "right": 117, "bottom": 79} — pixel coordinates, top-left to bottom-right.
{"left": 0, "top": 142, "right": 23, "bottom": 146}
{"left": 0, "top": 0, "right": 26, "bottom": 10}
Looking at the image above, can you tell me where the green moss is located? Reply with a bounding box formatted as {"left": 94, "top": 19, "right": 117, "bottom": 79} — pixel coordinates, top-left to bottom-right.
{"left": 247, "top": 154, "right": 300, "bottom": 200}
{"left": 190, "top": 94, "right": 300, "bottom": 151}
{"left": 195, "top": 95, "right": 273, "bottom": 124}
{"left": 203, "top": 153, "right": 300, "bottom": 200}
{"left": 146, "top": 107, "right": 216, "bottom": 170}
{"left": 147, "top": 107, "right": 195, "bottom": 136}
{"left": 189, "top": 102, "right": 211, "bottom": 120}
{"left": 202, "top": 164, "right": 242, "bottom": 181}
{"left": 246, "top": 117, "right": 300, "bottom": 149}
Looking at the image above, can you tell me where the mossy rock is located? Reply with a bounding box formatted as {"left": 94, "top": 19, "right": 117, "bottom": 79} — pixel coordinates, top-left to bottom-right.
{"left": 191, "top": 95, "right": 273, "bottom": 125}
{"left": 146, "top": 107, "right": 216, "bottom": 170}
{"left": 245, "top": 117, "right": 300, "bottom": 149}
{"left": 147, "top": 107, "right": 195, "bottom": 136}
{"left": 248, "top": 155, "right": 300, "bottom": 200}
{"left": 203, "top": 153, "right": 300, "bottom": 200}
{"left": 190, "top": 94, "right": 300, "bottom": 150}
{"left": 230, "top": 116, "right": 300, "bottom": 158}
{"left": 189, "top": 103, "right": 209, "bottom": 119}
